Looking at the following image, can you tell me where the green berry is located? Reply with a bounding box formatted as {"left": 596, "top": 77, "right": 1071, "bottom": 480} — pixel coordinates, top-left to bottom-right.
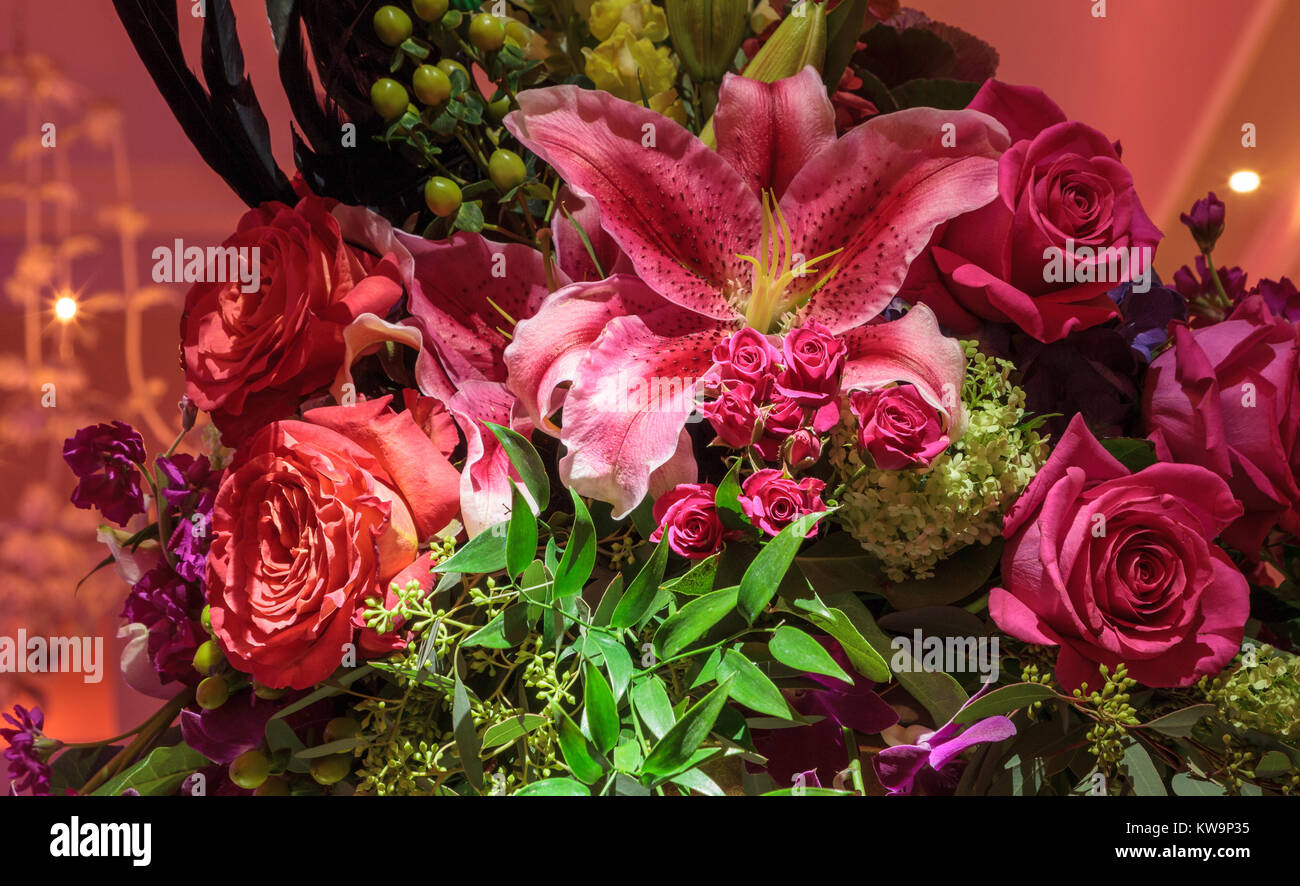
{"left": 373, "top": 5, "right": 414, "bottom": 47}
{"left": 436, "top": 58, "right": 468, "bottom": 84}
{"left": 200, "top": 604, "right": 212, "bottom": 634}
{"left": 228, "top": 750, "right": 271, "bottom": 790}
{"left": 323, "top": 717, "right": 363, "bottom": 744}
{"left": 196, "top": 675, "right": 229, "bottom": 711}
{"left": 254, "top": 776, "right": 291, "bottom": 797}
{"left": 309, "top": 753, "right": 352, "bottom": 786}
{"left": 253, "top": 681, "right": 286, "bottom": 701}
{"left": 413, "top": 0, "right": 450, "bottom": 21}
{"left": 487, "top": 95, "right": 511, "bottom": 121}
{"left": 192, "top": 639, "right": 224, "bottom": 675}
{"left": 488, "top": 149, "right": 527, "bottom": 192}
{"left": 370, "top": 78, "right": 410, "bottom": 122}
{"left": 504, "top": 20, "right": 533, "bottom": 49}
{"left": 412, "top": 64, "right": 452, "bottom": 106}
{"left": 468, "top": 13, "right": 506, "bottom": 51}
{"left": 424, "top": 176, "right": 463, "bottom": 218}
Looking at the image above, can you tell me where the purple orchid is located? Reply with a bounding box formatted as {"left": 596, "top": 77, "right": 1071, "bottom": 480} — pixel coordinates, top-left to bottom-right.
{"left": 872, "top": 685, "right": 1016, "bottom": 796}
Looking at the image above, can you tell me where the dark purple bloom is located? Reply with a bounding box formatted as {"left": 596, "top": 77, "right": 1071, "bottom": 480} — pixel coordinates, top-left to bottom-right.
{"left": 156, "top": 454, "right": 221, "bottom": 584}
{"left": 63, "top": 421, "right": 147, "bottom": 525}
{"left": 1172, "top": 255, "right": 1250, "bottom": 325}
{"left": 121, "top": 564, "right": 204, "bottom": 686}
{"left": 2, "top": 705, "right": 55, "bottom": 795}
{"left": 873, "top": 686, "right": 1016, "bottom": 795}
{"left": 1179, "top": 191, "right": 1226, "bottom": 252}
{"left": 1108, "top": 275, "right": 1187, "bottom": 362}
{"left": 1253, "top": 277, "right": 1300, "bottom": 324}
{"left": 180, "top": 693, "right": 281, "bottom": 764}
{"left": 750, "top": 641, "right": 899, "bottom": 789}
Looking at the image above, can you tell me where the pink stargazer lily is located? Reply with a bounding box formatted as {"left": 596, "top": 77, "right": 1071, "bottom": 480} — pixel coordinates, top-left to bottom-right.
{"left": 504, "top": 67, "right": 1008, "bottom": 516}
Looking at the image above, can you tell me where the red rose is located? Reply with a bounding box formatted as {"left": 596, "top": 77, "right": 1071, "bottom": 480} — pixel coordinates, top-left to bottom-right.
{"left": 1143, "top": 295, "right": 1300, "bottom": 556}
{"left": 775, "top": 321, "right": 847, "bottom": 407}
{"left": 738, "top": 469, "right": 826, "bottom": 537}
{"left": 181, "top": 196, "right": 403, "bottom": 446}
{"left": 850, "top": 384, "right": 950, "bottom": 470}
{"left": 991, "top": 415, "right": 1248, "bottom": 690}
{"left": 650, "top": 483, "right": 739, "bottom": 559}
{"left": 903, "top": 81, "right": 1162, "bottom": 343}
{"left": 207, "top": 396, "right": 461, "bottom": 689}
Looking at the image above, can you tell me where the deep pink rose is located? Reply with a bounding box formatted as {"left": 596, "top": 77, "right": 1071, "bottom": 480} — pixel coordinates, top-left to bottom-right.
{"left": 776, "top": 321, "right": 848, "bottom": 407}
{"left": 783, "top": 428, "right": 823, "bottom": 472}
{"left": 754, "top": 394, "right": 839, "bottom": 462}
{"left": 711, "top": 327, "right": 782, "bottom": 396}
{"left": 699, "top": 382, "right": 761, "bottom": 449}
{"left": 903, "top": 81, "right": 1162, "bottom": 343}
{"left": 991, "top": 415, "right": 1249, "bottom": 691}
{"left": 1143, "top": 295, "right": 1300, "bottom": 556}
{"left": 738, "top": 469, "right": 826, "bottom": 537}
{"left": 650, "top": 483, "right": 739, "bottom": 559}
{"left": 850, "top": 385, "right": 950, "bottom": 470}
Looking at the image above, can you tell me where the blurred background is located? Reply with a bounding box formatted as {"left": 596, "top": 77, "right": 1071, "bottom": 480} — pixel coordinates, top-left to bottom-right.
{"left": 1, "top": 0, "right": 1297, "bottom": 790}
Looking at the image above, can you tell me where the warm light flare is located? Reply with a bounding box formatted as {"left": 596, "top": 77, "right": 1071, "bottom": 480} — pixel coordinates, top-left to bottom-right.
{"left": 1229, "top": 170, "right": 1261, "bottom": 193}
{"left": 54, "top": 294, "right": 78, "bottom": 323}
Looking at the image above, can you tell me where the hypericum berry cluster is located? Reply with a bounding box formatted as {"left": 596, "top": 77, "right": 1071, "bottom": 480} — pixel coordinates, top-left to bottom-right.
{"left": 828, "top": 343, "right": 1049, "bottom": 580}
{"left": 698, "top": 323, "right": 845, "bottom": 468}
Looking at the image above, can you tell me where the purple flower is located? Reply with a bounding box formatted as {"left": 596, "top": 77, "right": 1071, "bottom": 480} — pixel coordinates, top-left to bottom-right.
{"left": 1179, "top": 192, "right": 1226, "bottom": 252}
{"left": 1, "top": 705, "right": 55, "bottom": 795}
{"left": 1108, "top": 275, "right": 1187, "bottom": 362}
{"left": 1253, "top": 277, "right": 1300, "bottom": 324}
{"left": 180, "top": 693, "right": 280, "bottom": 764}
{"left": 872, "top": 686, "right": 1016, "bottom": 796}
{"left": 121, "top": 564, "right": 204, "bottom": 686}
{"left": 156, "top": 454, "right": 221, "bottom": 584}
{"left": 750, "top": 640, "right": 899, "bottom": 789}
{"left": 63, "top": 421, "right": 147, "bottom": 525}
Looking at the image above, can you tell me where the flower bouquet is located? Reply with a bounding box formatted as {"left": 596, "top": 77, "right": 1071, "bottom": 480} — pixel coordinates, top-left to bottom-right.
{"left": 10, "top": 0, "right": 1298, "bottom": 798}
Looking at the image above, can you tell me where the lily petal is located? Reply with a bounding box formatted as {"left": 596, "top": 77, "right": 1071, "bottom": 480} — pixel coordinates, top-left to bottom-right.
{"left": 782, "top": 107, "right": 1009, "bottom": 332}
{"left": 505, "top": 275, "right": 665, "bottom": 437}
{"left": 506, "top": 85, "right": 757, "bottom": 321}
{"left": 448, "top": 380, "right": 538, "bottom": 537}
{"left": 715, "top": 66, "right": 837, "bottom": 200}
{"left": 839, "top": 303, "right": 969, "bottom": 439}
{"left": 552, "top": 185, "right": 632, "bottom": 282}
{"left": 559, "top": 309, "right": 728, "bottom": 517}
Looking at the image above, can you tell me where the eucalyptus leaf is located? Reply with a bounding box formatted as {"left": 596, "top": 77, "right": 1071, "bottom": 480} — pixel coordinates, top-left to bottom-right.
{"left": 453, "top": 674, "right": 484, "bottom": 791}
{"left": 952, "top": 683, "right": 1056, "bottom": 725}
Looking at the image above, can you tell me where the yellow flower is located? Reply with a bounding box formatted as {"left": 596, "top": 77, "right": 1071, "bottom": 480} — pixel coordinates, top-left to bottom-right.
{"left": 583, "top": 22, "right": 677, "bottom": 101}
{"left": 587, "top": 0, "right": 669, "bottom": 42}
{"left": 648, "top": 88, "right": 687, "bottom": 125}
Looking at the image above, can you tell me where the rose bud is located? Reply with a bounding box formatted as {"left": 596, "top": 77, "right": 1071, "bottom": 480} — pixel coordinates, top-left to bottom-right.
{"left": 699, "top": 382, "right": 762, "bottom": 449}
{"left": 1179, "top": 191, "right": 1227, "bottom": 253}
{"left": 783, "top": 428, "right": 823, "bottom": 472}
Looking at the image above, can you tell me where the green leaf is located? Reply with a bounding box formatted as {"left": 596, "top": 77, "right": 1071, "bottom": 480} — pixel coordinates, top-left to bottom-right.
{"left": 662, "top": 554, "right": 720, "bottom": 597}
{"left": 769, "top": 626, "right": 853, "bottom": 684}
{"left": 453, "top": 673, "right": 484, "bottom": 792}
{"left": 481, "top": 714, "right": 550, "bottom": 750}
{"left": 462, "top": 603, "right": 533, "bottom": 649}
{"left": 293, "top": 738, "right": 361, "bottom": 760}
{"left": 453, "top": 200, "right": 485, "bottom": 234}
{"left": 719, "top": 649, "right": 795, "bottom": 719}
{"left": 555, "top": 709, "right": 605, "bottom": 784}
{"left": 952, "top": 683, "right": 1056, "bottom": 725}
{"left": 611, "top": 536, "right": 670, "bottom": 628}
{"left": 584, "top": 662, "right": 620, "bottom": 754}
{"left": 654, "top": 586, "right": 739, "bottom": 659}
{"left": 439, "top": 525, "right": 508, "bottom": 574}
{"left": 93, "top": 744, "right": 208, "bottom": 796}
{"left": 762, "top": 786, "right": 856, "bottom": 797}
{"left": 585, "top": 631, "right": 633, "bottom": 700}
{"left": 823, "top": 0, "right": 869, "bottom": 90}
{"left": 738, "top": 511, "right": 831, "bottom": 623}
{"left": 1101, "top": 437, "right": 1158, "bottom": 473}
{"left": 877, "top": 540, "right": 1003, "bottom": 609}
{"left": 1256, "top": 749, "right": 1291, "bottom": 777}
{"left": 1170, "top": 772, "right": 1227, "bottom": 796}
{"left": 889, "top": 77, "right": 981, "bottom": 110}
{"left": 630, "top": 675, "right": 676, "bottom": 740}
{"left": 592, "top": 574, "right": 625, "bottom": 627}
{"left": 505, "top": 481, "right": 538, "bottom": 581}
{"left": 485, "top": 422, "right": 550, "bottom": 510}
{"left": 513, "top": 777, "right": 591, "bottom": 796}
{"left": 669, "top": 766, "right": 726, "bottom": 796}
{"left": 641, "top": 677, "right": 734, "bottom": 778}
{"left": 714, "top": 461, "right": 750, "bottom": 531}
{"left": 791, "top": 594, "right": 891, "bottom": 683}
{"left": 554, "top": 490, "right": 597, "bottom": 598}
{"left": 49, "top": 745, "right": 120, "bottom": 794}
{"left": 1144, "top": 704, "right": 1215, "bottom": 739}
{"left": 1122, "top": 742, "right": 1166, "bottom": 796}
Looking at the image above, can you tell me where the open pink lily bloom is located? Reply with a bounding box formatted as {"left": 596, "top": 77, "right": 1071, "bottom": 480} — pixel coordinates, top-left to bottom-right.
{"left": 503, "top": 67, "right": 1008, "bottom": 516}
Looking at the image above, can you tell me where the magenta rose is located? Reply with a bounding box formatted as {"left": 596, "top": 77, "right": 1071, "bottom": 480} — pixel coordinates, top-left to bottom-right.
{"left": 650, "top": 483, "right": 739, "bottom": 559}
{"left": 1143, "top": 295, "right": 1300, "bottom": 556}
{"left": 775, "top": 321, "right": 848, "bottom": 407}
{"left": 783, "top": 428, "right": 823, "bottom": 472}
{"left": 711, "top": 327, "right": 782, "bottom": 396}
{"left": 754, "top": 394, "right": 839, "bottom": 462}
{"left": 903, "top": 81, "right": 1162, "bottom": 343}
{"left": 850, "top": 385, "right": 950, "bottom": 470}
{"left": 990, "top": 415, "right": 1249, "bottom": 691}
{"left": 738, "top": 469, "right": 826, "bottom": 537}
{"left": 699, "top": 382, "right": 761, "bottom": 449}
